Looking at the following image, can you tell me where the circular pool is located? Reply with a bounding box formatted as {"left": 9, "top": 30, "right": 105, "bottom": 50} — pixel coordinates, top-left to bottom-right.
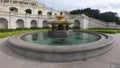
{"left": 7, "top": 30, "right": 114, "bottom": 62}
{"left": 21, "top": 31, "right": 101, "bottom": 46}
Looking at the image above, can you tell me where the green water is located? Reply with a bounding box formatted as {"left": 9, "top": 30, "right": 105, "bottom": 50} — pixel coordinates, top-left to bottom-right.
{"left": 21, "top": 31, "right": 100, "bottom": 46}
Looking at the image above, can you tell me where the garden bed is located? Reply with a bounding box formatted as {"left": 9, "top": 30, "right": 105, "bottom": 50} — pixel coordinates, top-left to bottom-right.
{"left": 0, "top": 28, "right": 49, "bottom": 39}
{"left": 86, "top": 28, "right": 120, "bottom": 34}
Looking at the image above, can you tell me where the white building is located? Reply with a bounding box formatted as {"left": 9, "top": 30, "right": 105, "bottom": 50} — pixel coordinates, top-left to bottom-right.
{"left": 0, "top": 0, "right": 61, "bottom": 29}
{"left": 0, "top": 0, "right": 118, "bottom": 29}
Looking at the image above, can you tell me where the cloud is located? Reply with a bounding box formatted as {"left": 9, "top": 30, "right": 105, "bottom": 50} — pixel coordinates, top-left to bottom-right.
{"left": 109, "top": 3, "right": 120, "bottom": 9}
{"left": 39, "top": 0, "right": 120, "bottom": 16}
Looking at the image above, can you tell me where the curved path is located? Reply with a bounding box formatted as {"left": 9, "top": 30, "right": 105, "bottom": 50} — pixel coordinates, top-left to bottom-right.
{"left": 0, "top": 33, "right": 119, "bottom": 68}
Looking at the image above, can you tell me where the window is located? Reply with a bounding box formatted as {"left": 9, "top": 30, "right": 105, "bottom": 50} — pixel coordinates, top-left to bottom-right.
{"left": 24, "top": 2, "right": 28, "bottom": 5}
{"left": 4, "top": 0, "right": 9, "bottom": 3}
{"left": 9, "top": 7, "right": 18, "bottom": 12}
{"left": 38, "top": 10, "right": 42, "bottom": 15}
{"left": 13, "top": 1, "right": 17, "bottom": 4}
{"left": 19, "top": 1, "right": 23, "bottom": 4}
{"left": 54, "top": 13, "right": 57, "bottom": 15}
{"left": 1, "top": 0, "right": 3, "bottom": 2}
{"left": 31, "top": 3, "right": 35, "bottom": 6}
{"left": 47, "top": 12, "right": 52, "bottom": 16}
{"left": 25, "top": 9, "right": 32, "bottom": 14}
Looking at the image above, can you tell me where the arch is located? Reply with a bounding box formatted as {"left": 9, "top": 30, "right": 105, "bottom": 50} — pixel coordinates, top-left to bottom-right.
{"left": 74, "top": 20, "right": 80, "bottom": 27}
{"left": 47, "top": 12, "right": 52, "bottom": 16}
{"left": 31, "top": 20, "right": 37, "bottom": 27}
{"left": 42, "top": 20, "right": 48, "bottom": 27}
{"left": 4, "top": 0, "right": 9, "bottom": 3}
{"left": 60, "top": 12, "right": 63, "bottom": 15}
{"left": 25, "top": 9, "right": 32, "bottom": 14}
{"left": 9, "top": 7, "right": 18, "bottom": 12}
{"left": 16, "top": 19, "right": 24, "bottom": 28}
{"left": 0, "top": 18, "right": 8, "bottom": 29}
{"left": 38, "top": 10, "right": 42, "bottom": 15}
{"left": 54, "top": 13, "right": 57, "bottom": 15}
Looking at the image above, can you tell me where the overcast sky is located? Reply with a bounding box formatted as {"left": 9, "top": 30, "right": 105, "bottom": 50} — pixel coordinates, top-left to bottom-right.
{"left": 39, "top": 0, "right": 120, "bottom": 16}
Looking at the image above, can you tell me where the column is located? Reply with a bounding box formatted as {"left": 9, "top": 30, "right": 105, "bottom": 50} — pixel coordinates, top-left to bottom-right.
{"left": 1, "top": 0, "right": 4, "bottom": 4}
{"left": 29, "top": 0, "right": 31, "bottom": 6}
{"left": 17, "top": 0, "right": 19, "bottom": 5}
{"left": 0, "top": 0, "right": 1, "bottom": 3}
{"left": 25, "top": 15, "right": 31, "bottom": 28}
{"left": 9, "top": 0, "right": 10, "bottom": 4}
{"left": 37, "top": 19, "right": 43, "bottom": 28}
{"left": 11, "top": 0, "right": 13, "bottom": 4}
{"left": 37, "top": 15, "right": 40, "bottom": 27}
{"left": 9, "top": 12, "right": 16, "bottom": 29}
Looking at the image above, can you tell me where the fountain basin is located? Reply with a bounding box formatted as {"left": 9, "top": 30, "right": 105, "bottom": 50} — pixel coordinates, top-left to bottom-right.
{"left": 7, "top": 30, "right": 114, "bottom": 62}
{"left": 48, "top": 30, "right": 73, "bottom": 37}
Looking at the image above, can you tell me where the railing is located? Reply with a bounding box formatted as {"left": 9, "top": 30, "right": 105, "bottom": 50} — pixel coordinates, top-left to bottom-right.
{"left": 0, "top": 1, "right": 44, "bottom": 8}
{"left": 0, "top": 11, "right": 56, "bottom": 19}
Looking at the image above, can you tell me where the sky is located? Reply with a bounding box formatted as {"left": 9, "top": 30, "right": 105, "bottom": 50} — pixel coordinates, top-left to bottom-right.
{"left": 38, "top": 0, "right": 120, "bottom": 16}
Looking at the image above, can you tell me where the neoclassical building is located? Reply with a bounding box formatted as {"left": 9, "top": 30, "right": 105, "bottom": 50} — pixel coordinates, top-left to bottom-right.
{"left": 0, "top": 0, "right": 116, "bottom": 29}
{"left": 0, "top": 0, "right": 62, "bottom": 29}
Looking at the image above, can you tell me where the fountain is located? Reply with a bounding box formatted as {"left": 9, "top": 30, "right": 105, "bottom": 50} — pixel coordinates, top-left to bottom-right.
{"left": 48, "top": 15, "right": 73, "bottom": 37}
{"left": 7, "top": 15, "right": 114, "bottom": 62}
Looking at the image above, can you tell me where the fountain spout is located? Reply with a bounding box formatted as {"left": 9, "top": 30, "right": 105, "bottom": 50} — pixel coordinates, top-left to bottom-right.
{"left": 48, "top": 15, "right": 73, "bottom": 37}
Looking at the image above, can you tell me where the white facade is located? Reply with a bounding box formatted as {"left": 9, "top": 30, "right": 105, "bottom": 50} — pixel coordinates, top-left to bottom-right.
{"left": 0, "top": 0, "right": 61, "bottom": 29}
{"left": 0, "top": 0, "right": 116, "bottom": 29}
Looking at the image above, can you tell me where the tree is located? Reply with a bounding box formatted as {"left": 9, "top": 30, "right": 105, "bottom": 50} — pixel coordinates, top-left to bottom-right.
{"left": 98, "top": 12, "right": 119, "bottom": 22}
{"left": 70, "top": 8, "right": 119, "bottom": 23}
{"left": 70, "top": 9, "right": 81, "bottom": 14}
{"left": 70, "top": 8, "right": 100, "bottom": 18}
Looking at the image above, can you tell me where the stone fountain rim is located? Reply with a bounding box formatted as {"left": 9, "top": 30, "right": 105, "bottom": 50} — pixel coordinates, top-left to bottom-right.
{"left": 7, "top": 30, "right": 114, "bottom": 53}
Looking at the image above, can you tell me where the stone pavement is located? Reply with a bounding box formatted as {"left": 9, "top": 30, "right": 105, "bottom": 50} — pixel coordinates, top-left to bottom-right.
{"left": 0, "top": 33, "right": 120, "bottom": 68}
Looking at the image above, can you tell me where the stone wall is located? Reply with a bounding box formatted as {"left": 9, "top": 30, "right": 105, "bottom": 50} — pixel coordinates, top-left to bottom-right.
{"left": 88, "top": 17, "right": 107, "bottom": 28}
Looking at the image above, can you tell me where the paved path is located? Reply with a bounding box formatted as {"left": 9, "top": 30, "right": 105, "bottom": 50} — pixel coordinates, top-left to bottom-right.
{"left": 0, "top": 34, "right": 120, "bottom": 68}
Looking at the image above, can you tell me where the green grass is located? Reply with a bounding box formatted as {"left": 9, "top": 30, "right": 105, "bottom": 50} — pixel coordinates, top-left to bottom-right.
{"left": 0, "top": 27, "right": 120, "bottom": 39}
{"left": 85, "top": 28, "right": 120, "bottom": 34}
{"left": 0, "top": 30, "right": 33, "bottom": 38}
{"left": 0, "top": 28, "right": 49, "bottom": 39}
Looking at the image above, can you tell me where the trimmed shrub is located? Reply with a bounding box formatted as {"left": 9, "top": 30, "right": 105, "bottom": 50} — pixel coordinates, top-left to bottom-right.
{"left": 72, "top": 26, "right": 81, "bottom": 30}
{"left": 86, "top": 28, "right": 120, "bottom": 34}
{"left": 42, "top": 26, "right": 50, "bottom": 29}
{"left": 30, "top": 27, "right": 40, "bottom": 29}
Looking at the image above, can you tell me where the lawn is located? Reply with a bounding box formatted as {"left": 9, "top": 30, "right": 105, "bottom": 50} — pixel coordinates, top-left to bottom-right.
{"left": 0, "top": 28, "right": 49, "bottom": 39}
{"left": 0, "top": 28, "right": 120, "bottom": 39}
{"left": 86, "top": 28, "right": 120, "bottom": 34}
